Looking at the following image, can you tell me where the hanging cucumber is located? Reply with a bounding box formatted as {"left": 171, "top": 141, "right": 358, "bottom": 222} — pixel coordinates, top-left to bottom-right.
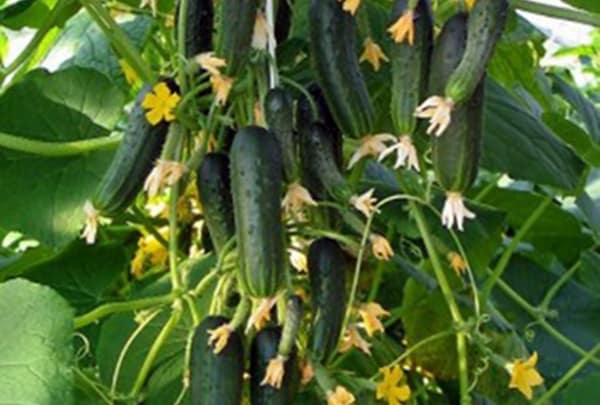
{"left": 265, "top": 87, "right": 298, "bottom": 183}
{"left": 190, "top": 316, "right": 244, "bottom": 405}
{"left": 217, "top": 0, "right": 259, "bottom": 76}
{"left": 416, "top": 0, "right": 507, "bottom": 136}
{"left": 196, "top": 153, "right": 235, "bottom": 253}
{"left": 308, "top": 238, "right": 346, "bottom": 364}
{"left": 174, "top": 0, "right": 213, "bottom": 58}
{"left": 309, "top": 0, "right": 374, "bottom": 138}
{"left": 230, "top": 126, "right": 284, "bottom": 298}
{"left": 251, "top": 326, "right": 300, "bottom": 404}
{"left": 429, "top": 13, "right": 481, "bottom": 231}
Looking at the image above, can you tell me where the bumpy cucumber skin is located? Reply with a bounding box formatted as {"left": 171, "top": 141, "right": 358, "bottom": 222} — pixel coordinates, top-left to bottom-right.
{"left": 278, "top": 295, "right": 303, "bottom": 357}
{"left": 430, "top": 14, "right": 482, "bottom": 192}
{"left": 300, "top": 123, "right": 352, "bottom": 204}
{"left": 230, "top": 126, "right": 284, "bottom": 298}
{"left": 309, "top": 0, "right": 374, "bottom": 138}
{"left": 250, "top": 327, "right": 299, "bottom": 404}
{"left": 265, "top": 88, "right": 298, "bottom": 183}
{"left": 390, "top": 0, "right": 433, "bottom": 135}
{"left": 174, "top": 0, "right": 213, "bottom": 58}
{"left": 217, "top": 0, "right": 259, "bottom": 77}
{"left": 196, "top": 153, "right": 235, "bottom": 253}
{"left": 444, "top": 0, "right": 508, "bottom": 103}
{"left": 308, "top": 238, "right": 346, "bottom": 364}
{"left": 190, "top": 316, "right": 244, "bottom": 405}
{"left": 93, "top": 82, "right": 173, "bottom": 216}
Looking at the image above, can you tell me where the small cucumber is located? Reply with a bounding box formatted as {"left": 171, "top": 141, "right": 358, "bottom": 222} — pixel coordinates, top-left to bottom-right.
{"left": 190, "top": 316, "right": 244, "bottom": 405}
{"left": 175, "top": 0, "right": 213, "bottom": 58}
{"left": 92, "top": 81, "right": 175, "bottom": 216}
{"left": 250, "top": 327, "right": 300, "bottom": 404}
{"left": 309, "top": 0, "right": 374, "bottom": 138}
{"left": 265, "top": 87, "right": 298, "bottom": 183}
{"left": 196, "top": 153, "right": 235, "bottom": 253}
{"left": 217, "top": 0, "right": 259, "bottom": 76}
{"left": 230, "top": 126, "right": 284, "bottom": 298}
{"left": 308, "top": 238, "right": 346, "bottom": 364}
{"left": 444, "top": 0, "right": 508, "bottom": 103}
{"left": 390, "top": 0, "right": 433, "bottom": 135}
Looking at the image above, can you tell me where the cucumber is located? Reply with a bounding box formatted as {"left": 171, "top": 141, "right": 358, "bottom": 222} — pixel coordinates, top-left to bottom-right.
{"left": 230, "top": 126, "right": 284, "bottom": 298}
{"left": 278, "top": 295, "right": 303, "bottom": 359}
{"left": 190, "top": 316, "right": 244, "bottom": 405}
{"left": 265, "top": 87, "right": 298, "bottom": 183}
{"left": 251, "top": 327, "right": 299, "bottom": 404}
{"left": 299, "top": 123, "right": 352, "bottom": 204}
{"left": 308, "top": 238, "right": 346, "bottom": 364}
{"left": 196, "top": 153, "right": 235, "bottom": 253}
{"left": 444, "top": 0, "right": 508, "bottom": 103}
{"left": 275, "top": 0, "right": 294, "bottom": 44}
{"left": 92, "top": 81, "right": 175, "bottom": 216}
{"left": 430, "top": 14, "right": 482, "bottom": 192}
{"left": 390, "top": 0, "right": 433, "bottom": 135}
{"left": 309, "top": 0, "right": 374, "bottom": 138}
{"left": 174, "top": 0, "right": 213, "bottom": 58}
{"left": 217, "top": 0, "right": 259, "bottom": 76}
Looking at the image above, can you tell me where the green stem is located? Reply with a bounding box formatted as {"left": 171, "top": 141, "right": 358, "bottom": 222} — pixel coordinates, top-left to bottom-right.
{"left": 533, "top": 344, "right": 600, "bottom": 405}
{"left": 539, "top": 262, "right": 580, "bottom": 311}
{"left": 0, "top": 132, "right": 122, "bottom": 156}
{"left": 481, "top": 196, "right": 552, "bottom": 306}
{"left": 130, "top": 301, "right": 183, "bottom": 397}
{"left": 80, "top": 0, "right": 155, "bottom": 83}
{"left": 511, "top": 0, "right": 600, "bottom": 27}
{"left": 412, "top": 203, "right": 470, "bottom": 405}
{"left": 74, "top": 294, "right": 173, "bottom": 329}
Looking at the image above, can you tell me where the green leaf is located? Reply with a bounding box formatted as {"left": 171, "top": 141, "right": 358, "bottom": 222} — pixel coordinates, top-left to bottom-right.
{"left": 0, "top": 67, "right": 125, "bottom": 248}
{"left": 576, "top": 192, "right": 600, "bottom": 236}
{"left": 579, "top": 250, "right": 600, "bottom": 296}
{"left": 559, "top": 372, "right": 600, "bottom": 404}
{"left": 552, "top": 75, "right": 600, "bottom": 143}
{"left": 24, "top": 240, "right": 127, "bottom": 313}
{"left": 482, "top": 80, "right": 585, "bottom": 191}
{"left": 0, "top": 278, "right": 74, "bottom": 404}
{"left": 562, "top": 0, "right": 600, "bottom": 14}
{"left": 44, "top": 11, "right": 154, "bottom": 91}
{"left": 0, "top": 0, "right": 53, "bottom": 29}
{"left": 543, "top": 112, "right": 600, "bottom": 167}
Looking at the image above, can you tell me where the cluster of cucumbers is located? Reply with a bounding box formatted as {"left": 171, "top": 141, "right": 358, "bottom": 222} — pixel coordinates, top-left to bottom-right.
{"left": 87, "top": 0, "right": 508, "bottom": 402}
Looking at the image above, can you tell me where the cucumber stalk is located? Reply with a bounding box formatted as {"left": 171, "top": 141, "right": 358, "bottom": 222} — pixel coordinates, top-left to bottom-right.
{"left": 207, "top": 296, "right": 250, "bottom": 354}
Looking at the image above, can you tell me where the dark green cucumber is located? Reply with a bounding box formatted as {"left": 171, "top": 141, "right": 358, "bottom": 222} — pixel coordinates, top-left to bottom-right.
{"left": 390, "top": 0, "right": 433, "bottom": 135}
{"left": 174, "top": 0, "right": 213, "bottom": 58}
{"left": 430, "top": 14, "right": 482, "bottom": 192}
{"left": 444, "top": 0, "right": 508, "bottom": 103}
{"left": 190, "top": 316, "right": 244, "bottom": 405}
{"left": 275, "top": 0, "right": 294, "bottom": 44}
{"left": 196, "top": 153, "right": 235, "bottom": 253}
{"left": 250, "top": 327, "right": 299, "bottom": 404}
{"left": 265, "top": 88, "right": 298, "bottom": 183}
{"left": 308, "top": 238, "right": 346, "bottom": 364}
{"left": 300, "top": 123, "right": 352, "bottom": 204}
{"left": 230, "top": 126, "right": 284, "bottom": 297}
{"left": 309, "top": 0, "right": 374, "bottom": 138}
{"left": 92, "top": 81, "right": 175, "bottom": 216}
{"left": 217, "top": 0, "right": 259, "bottom": 76}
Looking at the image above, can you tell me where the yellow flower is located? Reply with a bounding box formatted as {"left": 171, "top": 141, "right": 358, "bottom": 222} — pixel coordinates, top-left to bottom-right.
{"left": 369, "top": 234, "right": 394, "bottom": 261}
{"left": 348, "top": 134, "right": 396, "bottom": 169}
{"left": 119, "top": 60, "right": 138, "bottom": 85}
{"left": 327, "top": 385, "right": 356, "bottom": 405}
{"left": 130, "top": 227, "right": 169, "bottom": 277}
{"left": 378, "top": 135, "right": 420, "bottom": 171}
{"left": 350, "top": 188, "right": 379, "bottom": 218}
{"left": 252, "top": 11, "right": 274, "bottom": 50}
{"left": 81, "top": 201, "right": 100, "bottom": 245}
{"left": 210, "top": 74, "right": 233, "bottom": 106}
{"left": 414, "top": 96, "right": 455, "bottom": 137}
{"left": 376, "top": 366, "right": 412, "bottom": 405}
{"left": 358, "top": 302, "right": 390, "bottom": 337}
{"left": 141, "top": 82, "right": 180, "bottom": 125}
{"left": 143, "top": 159, "right": 186, "bottom": 198}
{"left": 388, "top": 10, "right": 415, "bottom": 45}
{"left": 261, "top": 355, "right": 287, "bottom": 389}
{"left": 447, "top": 251, "right": 467, "bottom": 275}
{"left": 359, "top": 37, "right": 389, "bottom": 71}
{"left": 506, "top": 352, "right": 544, "bottom": 400}
{"left": 288, "top": 248, "right": 308, "bottom": 272}
{"left": 337, "top": 0, "right": 361, "bottom": 16}
{"left": 300, "top": 360, "right": 315, "bottom": 385}
{"left": 246, "top": 295, "right": 280, "bottom": 333}
{"left": 195, "top": 52, "right": 227, "bottom": 76}
{"left": 207, "top": 324, "right": 234, "bottom": 354}
{"left": 465, "top": 0, "right": 477, "bottom": 10}
{"left": 282, "top": 182, "right": 318, "bottom": 221}
{"left": 340, "top": 325, "right": 371, "bottom": 355}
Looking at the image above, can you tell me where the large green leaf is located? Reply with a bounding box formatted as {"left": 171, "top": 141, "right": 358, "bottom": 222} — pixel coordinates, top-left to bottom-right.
{"left": 0, "top": 67, "right": 125, "bottom": 248}
{"left": 44, "top": 11, "right": 154, "bottom": 91}
{"left": 552, "top": 74, "right": 600, "bottom": 143}
{"left": 543, "top": 112, "right": 600, "bottom": 167}
{"left": 482, "top": 80, "right": 585, "bottom": 191}
{"left": 0, "top": 278, "right": 74, "bottom": 403}
{"left": 562, "top": 0, "right": 600, "bottom": 14}
{"left": 559, "top": 372, "right": 600, "bottom": 405}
